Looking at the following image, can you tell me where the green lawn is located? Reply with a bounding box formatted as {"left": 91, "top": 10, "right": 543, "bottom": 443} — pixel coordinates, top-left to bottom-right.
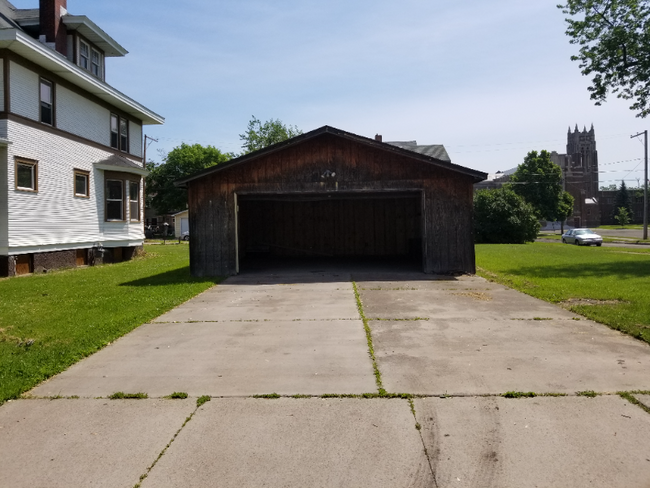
{"left": 476, "top": 243, "right": 650, "bottom": 345}
{"left": 595, "top": 225, "right": 644, "bottom": 230}
{"left": 0, "top": 244, "right": 220, "bottom": 405}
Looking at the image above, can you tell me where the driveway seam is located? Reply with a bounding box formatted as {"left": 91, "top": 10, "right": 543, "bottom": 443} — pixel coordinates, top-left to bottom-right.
{"left": 352, "top": 281, "right": 384, "bottom": 394}
{"left": 407, "top": 398, "right": 439, "bottom": 487}
{"left": 133, "top": 398, "right": 210, "bottom": 488}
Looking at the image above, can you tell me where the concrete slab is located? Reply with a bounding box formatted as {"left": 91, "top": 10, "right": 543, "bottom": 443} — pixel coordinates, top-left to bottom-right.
{"left": 154, "top": 281, "right": 359, "bottom": 322}
{"left": 354, "top": 274, "right": 503, "bottom": 289}
{"left": 634, "top": 394, "right": 650, "bottom": 410}
{"left": 414, "top": 396, "right": 650, "bottom": 488}
{"left": 0, "top": 399, "right": 195, "bottom": 488}
{"left": 30, "top": 320, "right": 376, "bottom": 398}
{"left": 372, "top": 318, "right": 650, "bottom": 395}
{"left": 141, "top": 398, "right": 434, "bottom": 487}
{"left": 359, "top": 285, "right": 579, "bottom": 320}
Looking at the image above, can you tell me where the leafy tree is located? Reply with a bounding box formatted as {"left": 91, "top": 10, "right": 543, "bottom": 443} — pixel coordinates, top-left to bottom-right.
{"left": 239, "top": 116, "right": 302, "bottom": 154}
{"left": 600, "top": 183, "right": 618, "bottom": 191}
{"left": 558, "top": 0, "right": 650, "bottom": 117}
{"left": 613, "top": 179, "right": 634, "bottom": 220}
{"left": 146, "top": 143, "right": 232, "bottom": 215}
{"left": 615, "top": 206, "right": 632, "bottom": 226}
{"left": 510, "top": 150, "right": 568, "bottom": 220}
{"left": 474, "top": 187, "right": 540, "bottom": 244}
{"left": 557, "top": 191, "right": 575, "bottom": 234}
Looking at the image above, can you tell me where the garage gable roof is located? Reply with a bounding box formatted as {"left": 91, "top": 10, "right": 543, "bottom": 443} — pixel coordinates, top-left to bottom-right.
{"left": 176, "top": 125, "right": 486, "bottom": 187}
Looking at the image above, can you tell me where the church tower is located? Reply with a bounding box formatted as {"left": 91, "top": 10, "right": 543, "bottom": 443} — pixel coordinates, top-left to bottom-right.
{"left": 565, "top": 124, "right": 599, "bottom": 198}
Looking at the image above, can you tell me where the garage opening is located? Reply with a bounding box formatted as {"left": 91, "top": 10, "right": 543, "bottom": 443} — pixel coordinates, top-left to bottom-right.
{"left": 237, "top": 192, "right": 423, "bottom": 271}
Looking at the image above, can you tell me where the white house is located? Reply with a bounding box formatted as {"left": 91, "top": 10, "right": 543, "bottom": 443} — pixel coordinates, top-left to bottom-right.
{"left": 0, "top": 0, "right": 163, "bottom": 276}
{"left": 172, "top": 209, "right": 189, "bottom": 239}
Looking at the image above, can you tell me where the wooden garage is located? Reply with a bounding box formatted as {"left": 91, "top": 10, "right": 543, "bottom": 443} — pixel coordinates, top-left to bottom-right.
{"left": 177, "top": 126, "right": 486, "bottom": 277}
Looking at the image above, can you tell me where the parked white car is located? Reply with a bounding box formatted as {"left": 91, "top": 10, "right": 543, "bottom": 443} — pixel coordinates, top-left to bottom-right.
{"left": 561, "top": 228, "right": 603, "bottom": 246}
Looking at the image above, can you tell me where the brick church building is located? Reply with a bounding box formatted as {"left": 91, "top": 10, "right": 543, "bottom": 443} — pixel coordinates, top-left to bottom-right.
{"left": 476, "top": 125, "right": 645, "bottom": 228}
{"left": 550, "top": 125, "right": 601, "bottom": 227}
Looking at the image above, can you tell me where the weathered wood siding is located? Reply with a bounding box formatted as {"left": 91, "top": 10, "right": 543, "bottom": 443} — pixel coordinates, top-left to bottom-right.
{"left": 187, "top": 134, "right": 476, "bottom": 276}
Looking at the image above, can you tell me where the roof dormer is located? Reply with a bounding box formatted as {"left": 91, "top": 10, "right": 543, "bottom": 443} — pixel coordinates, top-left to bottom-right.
{"left": 10, "top": 0, "right": 127, "bottom": 81}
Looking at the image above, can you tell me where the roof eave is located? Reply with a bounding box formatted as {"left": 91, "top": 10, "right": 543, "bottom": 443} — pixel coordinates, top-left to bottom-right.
{"left": 94, "top": 163, "right": 149, "bottom": 176}
{"left": 0, "top": 29, "right": 163, "bottom": 125}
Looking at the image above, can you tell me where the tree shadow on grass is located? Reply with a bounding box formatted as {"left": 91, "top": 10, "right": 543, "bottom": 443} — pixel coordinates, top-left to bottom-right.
{"left": 119, "top": 267, "right": 222, "bottom": 287}
{"left": 502, "top": 260, "right": 650, "bottom": 280}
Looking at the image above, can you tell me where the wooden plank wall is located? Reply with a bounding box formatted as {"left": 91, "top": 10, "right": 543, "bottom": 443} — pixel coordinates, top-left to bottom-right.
{"left": 188, "top": 134, "right": 477, "bottom": 277}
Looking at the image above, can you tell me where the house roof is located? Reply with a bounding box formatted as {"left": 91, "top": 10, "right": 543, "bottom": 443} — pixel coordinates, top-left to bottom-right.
{"left": 0, "top": 29, "right": 163, "bottom": 125}
{"left": 386, "top": 141, "right": 451, "bottom": 162}
{"left": 176, "top": 125, "right": 487, "bottom": 187}
{"left": 93, "top": 154, "right": 149, "bottom": 176}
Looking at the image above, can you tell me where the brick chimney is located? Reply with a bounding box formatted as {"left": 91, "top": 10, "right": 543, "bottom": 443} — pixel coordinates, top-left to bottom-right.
{"left": 40, "top": 0, "right": 68, "bottom": 55}
{"left": 375, "top": 134, "right": 382, "bottom": 142}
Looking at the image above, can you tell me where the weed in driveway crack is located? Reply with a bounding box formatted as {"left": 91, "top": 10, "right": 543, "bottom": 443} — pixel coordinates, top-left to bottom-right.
{"left": 252, "top": 393, "right": 281, "bottom": 399}
{"left": 352, "top": 281, "right": 385, "bottom": 394}
{"left": 618, "top": 391, "right": 650, "bottom": 415}
{"left": 109, "top": 392, "right": 148, "bottom": 400}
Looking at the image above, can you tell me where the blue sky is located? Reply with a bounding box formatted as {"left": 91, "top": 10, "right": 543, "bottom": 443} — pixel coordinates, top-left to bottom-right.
{"left": 13, "top": 0, "right": 650, "bottom": 186}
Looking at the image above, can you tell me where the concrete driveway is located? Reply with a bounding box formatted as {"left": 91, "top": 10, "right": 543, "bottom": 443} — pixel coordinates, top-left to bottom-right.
{"left": 2, "top": 268, "right": 650, "bottom": 487}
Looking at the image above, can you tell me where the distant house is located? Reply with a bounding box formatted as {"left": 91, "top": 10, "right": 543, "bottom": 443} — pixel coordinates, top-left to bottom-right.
{"left": 177, "top": 126, "right": 486, "bottom": 277}
{"left": 0, "top": 0, "right": 164, "bottom": 276}
{"left": 172, "top": 209, "right": 188, "bottom": 238}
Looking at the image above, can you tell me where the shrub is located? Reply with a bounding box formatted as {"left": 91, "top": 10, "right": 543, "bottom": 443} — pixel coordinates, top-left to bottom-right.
{"left": 474, "top": 187, "right": 540, "bottom": 244}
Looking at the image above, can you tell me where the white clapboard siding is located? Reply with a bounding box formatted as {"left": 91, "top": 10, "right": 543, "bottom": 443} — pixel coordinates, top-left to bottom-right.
{"left": 130, "top": 121, "right": 142, "bottom": 158}
{"left": 9, "top": 60, "right": 143, "bottom": 157}
{"left": 10, "top": 61, "right": 39, "bottom": 122}
{"left": 0, "top": 142, "right": 8, "bottom": 252}
{"left": 0, "top": 61, "right": 5, "bottom": 112}
{"left": 6, "top": 119, "right": 145, "bottom": 251}
{"left": 56, "top": 85, "right": 112, "bottom": 147}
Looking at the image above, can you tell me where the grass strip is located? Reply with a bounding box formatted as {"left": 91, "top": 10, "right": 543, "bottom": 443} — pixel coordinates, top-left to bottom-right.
{"left": 0, "top": 245, "right": 221, "bottom": 406}
{"left": 476, "top": 242, "right": 650, "bottom": 345}
{"left": 352, "top": 281, "right": 385, "bottom": 395}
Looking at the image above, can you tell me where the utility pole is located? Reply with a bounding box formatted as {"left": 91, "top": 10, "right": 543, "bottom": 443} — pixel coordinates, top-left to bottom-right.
{"left": 142, "top": 135, "right": 158, "bottom": 233}
{"left": 630, "top": 130, "right": 648, "bottom": 240}
{"left": 142, "top": 135, "right": 158, "bottom": 169}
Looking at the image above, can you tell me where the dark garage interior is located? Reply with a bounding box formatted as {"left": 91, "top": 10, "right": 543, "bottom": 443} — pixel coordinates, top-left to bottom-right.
{"left": 237, "top": 192, "right": 422, "bottom": 269}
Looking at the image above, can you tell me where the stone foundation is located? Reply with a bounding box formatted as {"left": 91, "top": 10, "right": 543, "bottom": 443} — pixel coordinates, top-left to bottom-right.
{"left": 0, "top": 246, "right": 144, "bottom": 277}
{"left": 33, "top": 250, "right": 76, "bottom": 274}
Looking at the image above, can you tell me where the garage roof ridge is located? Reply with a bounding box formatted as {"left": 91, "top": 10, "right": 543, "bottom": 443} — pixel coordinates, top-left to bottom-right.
{"left": 175, "top": 125, "right": 486, "bottom": 187}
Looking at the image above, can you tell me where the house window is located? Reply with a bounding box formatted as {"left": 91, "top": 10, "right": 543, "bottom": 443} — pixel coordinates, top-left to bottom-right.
{"left": 79, "top": 40, "right": 89, "bottom": 70}
{"left": 129, "top": 181, "right": 140, "bottom": 221}
{"left": 120, "top": 118, "right": 129, "bottom": 151}
{"left": 15, "top": 159, "right": 38, "bottom": 192}
{"left": 74, "top": 170, "right": 90, "bottom": 197}
{"left": 106, "top": 179, "right": 124, "bottom": 221}
{"left": 40, "top": 79, "right": 53, "bottom": 125}
{"left": 91, "top": 48, "right": 102, "bottom": 77}
{"left": 110, "top": 114, "right": 119, "bottom": 149}
{"left": 110, "top": 114, "right": 129, "bottom": 152}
